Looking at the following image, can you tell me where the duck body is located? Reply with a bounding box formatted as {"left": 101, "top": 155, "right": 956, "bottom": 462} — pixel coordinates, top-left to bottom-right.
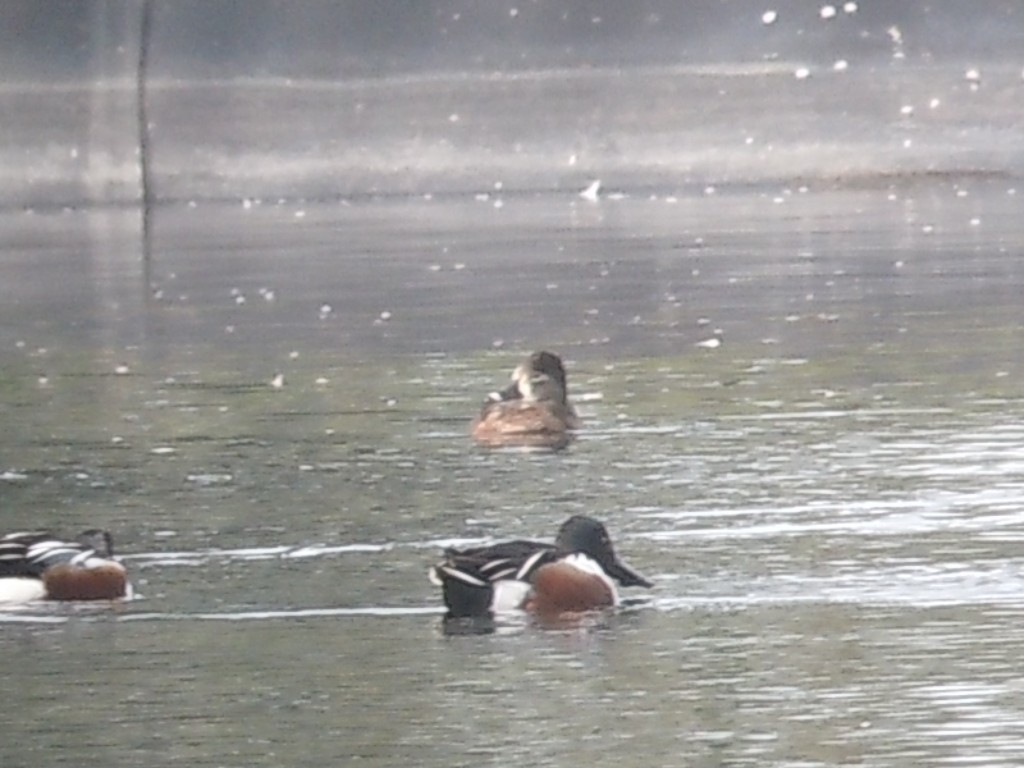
{"left": 471, "top": 350, "right": 581, "bottom": 449}
{"left": 430, "top": 515, "right": 651, "bottom": 619}
{"left": 0, "top": 530, "right": 129, "bottom": 604}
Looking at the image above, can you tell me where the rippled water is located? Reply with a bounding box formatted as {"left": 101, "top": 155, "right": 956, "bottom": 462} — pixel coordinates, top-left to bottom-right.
{"left": 2, "top": 181, "right": 1024, "bottom": 766}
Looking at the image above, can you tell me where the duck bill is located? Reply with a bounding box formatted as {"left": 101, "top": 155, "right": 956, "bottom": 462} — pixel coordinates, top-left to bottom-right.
{"left": 604, "top": 557, "right": 653, "bottom": 588}
{"left": 494, "top": 381, "right": 523, "bottom": 401}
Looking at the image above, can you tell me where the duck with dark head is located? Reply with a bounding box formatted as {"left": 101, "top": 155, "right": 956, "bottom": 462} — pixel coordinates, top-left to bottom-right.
{"left": 471, "top": 350, "right": 581, "bottom": 449}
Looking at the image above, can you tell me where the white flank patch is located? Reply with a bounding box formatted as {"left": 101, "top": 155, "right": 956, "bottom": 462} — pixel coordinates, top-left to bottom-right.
{"left": 0, "top": 578, "right": 47, "bottom": 604}
{"left": 491, "top": 580, "right": 532, "bottom": 613}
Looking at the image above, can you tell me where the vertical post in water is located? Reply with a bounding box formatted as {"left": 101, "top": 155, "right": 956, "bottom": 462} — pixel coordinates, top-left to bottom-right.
{"left": 137, "top": 0, "right": 153, "bottom": 285}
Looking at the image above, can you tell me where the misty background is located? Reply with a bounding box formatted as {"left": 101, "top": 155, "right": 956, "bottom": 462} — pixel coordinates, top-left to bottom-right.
{"left": 2, "top": 0, "right": 1022, "bottom": 208}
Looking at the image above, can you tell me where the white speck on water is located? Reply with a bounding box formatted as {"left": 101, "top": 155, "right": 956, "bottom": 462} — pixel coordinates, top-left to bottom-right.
{"left": 111, "top": 436, "right": 124, "bottom": 444}
{"left": 843, "top": 1, "right": 857, "bottom": 12}
{"left": 833, "top": 60, "right": 848, "bottom": 71}
{"left": 493, "top": 199, "right": 504, "bottom": 209}
{"left": 242, "top": 199, "right": 253, "bottom": 210}
{"left": 745, "top": 136, "right": 754, "bottom": 145}
{"left": 474, "top": 193, "right": 490, "bottom": 202}
{"left": 319, "top": 304, "right": 332, "bottom": 317}
{"left": 386, "top": 398, "right": 397, "bottom": 407}
{"left": 294, "top": 210, "right": 306, "bottom": 219}
{"left": 762, "top": 10, "right": 778, "bottom": 25}
{"left": 888, "top": 26, "right": 903, "bottom": 44}
{"left": 903, "top": 138, "right": 913, "bottom": 148}
{"left": 820, "top": 5, "right": 836, "bottom": 20}
{"left": 894, "top": 260, "right": 905, "bottom": 268}
{"left": 186, "top": 473, "right": 234, "bottom": 486}
{"left": 115, "top": 364, "right": 130, "bottom": 375}
{"left": 900, "top": 105, "right": 914, "bottom": 116}
{"left": 794, "top": 67, "right": 810, "bottom": 80}
{"left": 289, "top": 351, "right": 300, "bottom": 359}
{"left": 970, "top": 217, "right": 981, "bottom": 227}
{"left": 235, "top": 295, "right": 245, "bottom": 305}
{"left": 704, "top": 185, "right": 716, "bottom": 195}
{"left": 453, "top": 263, "right": 466, "bottom": 271}
{"left": 225, "top": 325, "right": 235, "bottom": 333}
{"left": 579, "top": 179, "right": 601, "bottom": 202}
{"left": 151, "top": 447, "right": 176, "bottom": 455}
{"left": 922, "top": 224, "right": 934, "bottom": 234}
{"left": 379, "top": 311, "right": 392, "bottom": 321}
{"left": 270, "top": 374, "right": 285, "bottom": 389}
{"left": 315, "top": 377, "right": 329, "bottom": 385}
{"left": 568, "top": 153, "right": 578, "bottom": 166}
{"left": 0, "top": 470, "right": 29, "bottom": 482}
{"left": 509, "top": 7, "right": 518, "bottom": 18}
{"left": 428, "top": 264, "right": 441, "bottom": 272}
{"left": 929, "top": 97, "right": 941, "bottom": 109}
{"left": 956, "top": 189, "right": 968, "bottom": 198}
{"left": 37, "top": 376, "right": 49, "bottom": 386}
{"left": 965, "top": 68, "right": 981, "bottom": 82}
{"left": 448, "top": 113, "right": 460, "bottom": 123}
{"left": 696, "top": 337, "right": 722, "bottom": 349}
{"left": 299, "top": 464, "right": 314, "bottom": 472}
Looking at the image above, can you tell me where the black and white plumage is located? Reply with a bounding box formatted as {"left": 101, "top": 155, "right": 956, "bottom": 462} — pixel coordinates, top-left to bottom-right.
{"left": 429, "top": 515, "right": 652, "bottom": 619}
{"left": 0, "top": 529, "right": 129, "bottom": 603}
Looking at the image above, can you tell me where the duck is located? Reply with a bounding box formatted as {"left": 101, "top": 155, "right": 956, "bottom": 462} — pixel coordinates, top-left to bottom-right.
{"left": 470, "top": 350, "right": 581, "bottom": 449}
{"left": 429, "top": 515, "right": 652, "bottom": 619}
{"left": 0, "top": 529, "right": 130, "bottom": 604}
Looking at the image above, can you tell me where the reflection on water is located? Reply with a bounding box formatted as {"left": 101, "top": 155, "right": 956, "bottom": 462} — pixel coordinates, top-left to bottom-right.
{"left": 2, "top": 185, "right": 1024, "bottom": 766}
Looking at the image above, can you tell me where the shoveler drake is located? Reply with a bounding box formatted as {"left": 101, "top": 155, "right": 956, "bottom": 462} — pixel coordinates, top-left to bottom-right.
{"left": 429, "top": 515, "right": 652, "bottom": 619}
{"left": 470, "top": 350, "right": 581, "bottom": 449}
{"left": 0, "top": 529, "right": 130, "bottom": 604}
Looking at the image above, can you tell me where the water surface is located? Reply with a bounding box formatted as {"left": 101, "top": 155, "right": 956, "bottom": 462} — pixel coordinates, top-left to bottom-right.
{"left": 2, "top": 179, "right": 1024, "bottom": 765}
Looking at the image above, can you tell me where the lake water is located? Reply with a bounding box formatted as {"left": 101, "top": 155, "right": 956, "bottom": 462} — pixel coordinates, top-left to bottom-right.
{"left": 4, "top": 2, "right": 1024, "bottom": 759}
{"left": 2, "top": 174, "right": 1024, "bottom": 766}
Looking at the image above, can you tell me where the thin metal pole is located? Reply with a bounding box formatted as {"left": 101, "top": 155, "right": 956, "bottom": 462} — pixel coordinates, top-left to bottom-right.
{"left": 137, "top": 0, "right": 153, "bottom": 281}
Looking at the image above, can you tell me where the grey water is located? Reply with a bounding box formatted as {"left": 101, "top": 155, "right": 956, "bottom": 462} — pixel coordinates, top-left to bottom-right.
{"left": 3, "top": 2, "right": 1024, "bottom": 767}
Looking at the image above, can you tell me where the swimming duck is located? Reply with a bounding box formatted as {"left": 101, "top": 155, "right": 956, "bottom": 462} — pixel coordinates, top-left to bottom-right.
{"left": 429, "top": 515, "right": 652, "bottom": 619}
{"left": 0, "top": 529, "right": 130, "bottom": 603}
{"left": 471, "top": 350, "right": 581, "bottom": 449}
